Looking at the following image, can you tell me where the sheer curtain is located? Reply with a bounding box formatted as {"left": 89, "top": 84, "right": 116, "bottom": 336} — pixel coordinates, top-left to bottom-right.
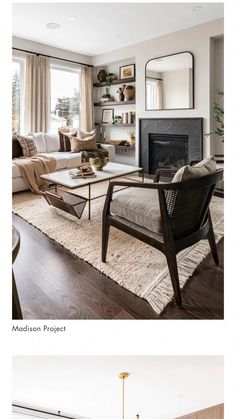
{"left": 146, "top": 78, "right": 163, "bottom": 109}
{"left": 24, "top": 54, "right": 50, "bottom": 133}
{"left": 80, "top": 66, "right": 94, "bottom": 132}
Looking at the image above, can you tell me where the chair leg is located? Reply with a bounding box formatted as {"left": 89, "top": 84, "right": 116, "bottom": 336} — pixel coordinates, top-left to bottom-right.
{"left": 207, "top": 213, "right": 219, "bottom": 266}
{"left": 102, "top": 221, "right": 110, "bottom": 263}
{"left": 165, "top": 248, "right": 182, "bottom": 308}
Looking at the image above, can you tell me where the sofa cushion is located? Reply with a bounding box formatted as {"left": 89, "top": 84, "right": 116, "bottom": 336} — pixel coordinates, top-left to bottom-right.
{"left": 65, "top": 152, "right": 82, "bottom": 168}
{"left": 70, "top": 135, "right": 97, "bottom": 153}
{"left": 110, "top": 187, "right": 162, "bottom": 234}
{"left": 16, "top": 134, "right": 37, "bottom": 157}
{"left": 39, "top": 152, "right": 68, "bottom": 170}
{"left": 44, "top": 133, "right": 60, "bottom": 153}
{"left": 31, "top": 132, "right": 47, "bottom": 153}
{"left": 12, "top": 133, "right": 23, "bottom": 158}
{"left": 58, "top": 129, "right": 77, "bottom": 152}
{"left": 77, "top": 128, "right": 96, "bottom": 139}
{"left": 172, "top": 156, "right": 216, "bottom": 183}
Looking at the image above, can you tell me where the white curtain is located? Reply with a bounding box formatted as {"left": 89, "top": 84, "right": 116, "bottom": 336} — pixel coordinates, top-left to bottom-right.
{"left": 24, "top": 54, "right": 50, "bottom": 133}
{"left": 80, "top": 66, "right": 94, "bottom": 132}
{"left": 146, "top": 78, "right": 163, "bottom": 109}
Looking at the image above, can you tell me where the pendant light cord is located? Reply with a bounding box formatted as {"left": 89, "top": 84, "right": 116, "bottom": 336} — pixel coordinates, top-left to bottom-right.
{"left": 122, "top": 377, "right": 125, "bottom": 419}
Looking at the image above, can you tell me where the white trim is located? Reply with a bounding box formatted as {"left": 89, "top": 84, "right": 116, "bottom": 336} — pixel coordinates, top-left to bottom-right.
{"left": 12, "top": 56, "right": 25, "bottom": 134}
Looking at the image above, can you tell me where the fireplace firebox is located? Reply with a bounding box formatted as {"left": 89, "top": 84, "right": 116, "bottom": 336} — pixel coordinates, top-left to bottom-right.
{"left": 149, "top": 133, "right": 189, "bottom": 174}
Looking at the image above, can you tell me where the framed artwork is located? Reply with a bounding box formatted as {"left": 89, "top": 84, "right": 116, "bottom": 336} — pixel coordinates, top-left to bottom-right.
{"left": 119, "top": 64, "right": 135, "bottom": 79}
{"left": 101, "top": 108, "right": 114, "bottom": 124}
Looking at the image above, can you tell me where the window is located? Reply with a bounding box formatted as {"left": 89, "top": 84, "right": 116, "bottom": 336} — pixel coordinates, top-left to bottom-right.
{"left": 12, "top": 58, "right": 25, "bottom": 133}
{"left": 50, "top": 65, "right": 81, "bottom": 132}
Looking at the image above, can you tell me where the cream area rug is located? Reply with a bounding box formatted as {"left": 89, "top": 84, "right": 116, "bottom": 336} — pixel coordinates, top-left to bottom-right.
{"left": 13, "top": 181, "right": 224, "bottom": 315}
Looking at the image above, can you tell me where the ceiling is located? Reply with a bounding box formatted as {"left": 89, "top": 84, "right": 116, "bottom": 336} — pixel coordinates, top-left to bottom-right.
{"left": 12, "top": 3, "right": 224, "bottom": 56}
{"left": 12, "top": 356, "right": 223, "bottom": 419}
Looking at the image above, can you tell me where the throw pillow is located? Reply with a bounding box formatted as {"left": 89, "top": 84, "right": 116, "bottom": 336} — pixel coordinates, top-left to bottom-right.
{"left": 12, "top": 133, "right": 23, "bottom": 158}
{"left": 58, "top": 129, "right": 77, "bottom": 151}
{"left": 76, "top": 128, "right": 96, "bottom": 139}
{"left": 16, "top": 134, "right": 37, "bottom": 157}
{"left": 70, "top": 134, "right": 97, "bottom": 153}
{"left": 172, "top": 156, "right": 216, "bottom": 183}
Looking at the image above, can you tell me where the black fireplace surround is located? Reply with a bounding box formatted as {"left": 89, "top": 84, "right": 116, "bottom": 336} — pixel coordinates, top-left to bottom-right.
{"left": 139, "top": 118, "right": 203, "bottom": 174}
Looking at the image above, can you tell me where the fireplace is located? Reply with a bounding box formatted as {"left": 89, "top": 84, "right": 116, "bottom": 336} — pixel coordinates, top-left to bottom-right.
{"left": 149, "top": 133, "right": 188, "bottom": 174}
{"left": 139, "top": 118, "right": 203, "bottom": 174}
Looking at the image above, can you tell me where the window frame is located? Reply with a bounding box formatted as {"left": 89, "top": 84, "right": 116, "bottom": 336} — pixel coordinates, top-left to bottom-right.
{"left": 12, "top": 55, "right": 25, "bottom": 133}
{"left": 49, "top": 61, "right": 81, "bottom": 132}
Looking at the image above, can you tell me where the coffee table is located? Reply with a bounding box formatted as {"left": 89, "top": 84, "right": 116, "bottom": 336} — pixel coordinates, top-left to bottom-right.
{"left": 41, "top": 162, "right": 143, "bottom": 220}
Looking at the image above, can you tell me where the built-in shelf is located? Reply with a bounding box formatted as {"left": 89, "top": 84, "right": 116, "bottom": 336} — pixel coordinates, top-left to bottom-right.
{"left": 93, "top": 77, "right": 135, "bottom": 87}
{"left": 95, "top": 123, "right": 135, "bottom": 127}
{"left": 115, "top": 144, "right": 135, "bottom": 150}
{"left": 94, "top": 100, "right": 135, "bottom": 107}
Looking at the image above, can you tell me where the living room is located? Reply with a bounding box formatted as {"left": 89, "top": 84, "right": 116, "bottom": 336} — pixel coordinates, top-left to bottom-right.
{"left": 11, "top": 2, "right": 224, "bottom": 320}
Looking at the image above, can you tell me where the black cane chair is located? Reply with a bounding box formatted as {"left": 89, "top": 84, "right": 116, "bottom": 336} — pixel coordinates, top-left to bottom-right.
{"left": 101, "top": 168, "right": 223, "bottom": 307}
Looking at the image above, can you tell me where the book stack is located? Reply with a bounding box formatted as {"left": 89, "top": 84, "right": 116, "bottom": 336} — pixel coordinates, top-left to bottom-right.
{"left": 69, "top": 163, "right": 96, "bottom": 179}
{"left": 121, "top": 111, "right": 136, "bottom": 124}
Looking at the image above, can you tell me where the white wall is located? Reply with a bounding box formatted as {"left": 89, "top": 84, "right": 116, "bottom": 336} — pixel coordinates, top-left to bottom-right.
{"left": 12, "top": 36, "right": 92, "bottom": 66}
{"left": 162, "top": 69, "right": 190, "bottom": 109}
{"left": 92, "top": 18, "right": 224, "bottom": 161}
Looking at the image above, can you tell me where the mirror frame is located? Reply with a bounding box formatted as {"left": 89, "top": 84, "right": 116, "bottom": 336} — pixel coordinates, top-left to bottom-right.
{"left": 145, "top": 51, "right": 194, "bottom": 111}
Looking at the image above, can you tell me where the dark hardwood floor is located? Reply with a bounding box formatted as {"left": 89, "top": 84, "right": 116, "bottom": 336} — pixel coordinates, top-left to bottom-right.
{"left": 12, "top": 213, "right": 224, "bottom": 320}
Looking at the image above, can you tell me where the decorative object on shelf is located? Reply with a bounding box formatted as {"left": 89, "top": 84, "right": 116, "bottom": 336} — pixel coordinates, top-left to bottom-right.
{"left": 124, "top": 85, "right": 135, "bottom": 101}
{"left": 128, "top": 130, "right": 136, "bottom": 145}
{"left": 117, "top": 84, "right": 126, "bottom": 101}
{"left": 106, "top": 72, "right": 116, "bottom": 83}
{"left": 101, "top": 73, "right": 116, "bottom": 101}
{"left": 122, "top": 111, "right": 136, "bottom": 124}
{"left": 119, "top": 372, "right": 139, "bottom": 419}
{"left": 113, "top": 115, "right": 122, "bottom": 124}
{"left": 97, "top": 69, "right": 107, "bottom": 82}
{"left": 89, "top": 156, "right": 109, "bottom": 171}
{"left": 119, "top": 63, "right": 135, "bottom": 79}
{"left": 102, "top": 108, "right": 114, "bottom": 123}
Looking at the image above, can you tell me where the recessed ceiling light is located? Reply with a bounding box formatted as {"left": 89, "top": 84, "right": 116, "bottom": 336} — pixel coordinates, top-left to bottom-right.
{"left": 193, "top": 5, "right": 202, "bottom": 11}
{"left": 67, "top": 16, "right": 76, "bottom": 21}
{"left": 46, "top": 22, "right": 61, "bottom": 30}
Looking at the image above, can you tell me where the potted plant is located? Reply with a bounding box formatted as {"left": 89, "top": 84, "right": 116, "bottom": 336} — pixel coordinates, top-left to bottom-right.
{"left": 101, "top": 73, "right": 116, "bottom": 102}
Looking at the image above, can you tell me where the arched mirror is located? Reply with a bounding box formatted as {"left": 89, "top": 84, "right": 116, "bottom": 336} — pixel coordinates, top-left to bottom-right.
{"left": 145, "top": 51, "right": 194, "bottom": 110}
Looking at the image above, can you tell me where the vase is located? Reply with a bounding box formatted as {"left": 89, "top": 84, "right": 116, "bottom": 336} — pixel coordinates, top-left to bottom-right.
{"left": 119, "top": 92, "right": 124, "bottom": 101}
{"left": 124, "top": 85, "right": 134, "bottom": 101}
{"left": 97, "top": 69, "right": 107, "bottom": 82}
{"left": 89, "top": 156, "right": 109, "bottom": 171}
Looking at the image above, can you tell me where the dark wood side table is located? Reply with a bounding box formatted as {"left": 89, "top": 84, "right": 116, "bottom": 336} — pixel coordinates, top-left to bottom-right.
{"left": 12, "top": 226, "right": 22, "bottom": 319}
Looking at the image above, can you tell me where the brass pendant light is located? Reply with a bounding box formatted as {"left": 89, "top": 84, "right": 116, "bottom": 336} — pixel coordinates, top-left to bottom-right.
{"left": 119, "top": 372, "right": 139, "bottom": 419}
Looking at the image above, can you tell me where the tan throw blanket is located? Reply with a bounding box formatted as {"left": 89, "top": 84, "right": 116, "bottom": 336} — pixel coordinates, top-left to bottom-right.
{"left": 13, "top": 154, "right": 57, "bottom": 194}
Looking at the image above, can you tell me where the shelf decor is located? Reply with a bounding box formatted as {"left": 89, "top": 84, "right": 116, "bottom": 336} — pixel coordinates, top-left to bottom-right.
{"left": 119, "top": 63, "right": 135, "bottom": 79}
{"left": 101, "top": 108, "right": 114, "bottom": 124}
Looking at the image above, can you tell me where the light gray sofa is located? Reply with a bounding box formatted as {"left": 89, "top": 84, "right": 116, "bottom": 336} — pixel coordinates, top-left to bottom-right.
{"left": 12, "top": 132, "right": 115, "bottom": 193}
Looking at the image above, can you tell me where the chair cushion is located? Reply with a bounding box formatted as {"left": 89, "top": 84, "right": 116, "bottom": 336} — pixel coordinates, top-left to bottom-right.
{"left": 172, "top": 156, "right": 216, "bottom": 183}
{"left": 110, "top": 187, "right": 162, "bottom": 234}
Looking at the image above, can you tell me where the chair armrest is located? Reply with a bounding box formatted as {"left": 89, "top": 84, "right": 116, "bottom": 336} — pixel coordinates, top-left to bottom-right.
{"left": 153, "top": 169, "right": 161, "bottom": 183}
